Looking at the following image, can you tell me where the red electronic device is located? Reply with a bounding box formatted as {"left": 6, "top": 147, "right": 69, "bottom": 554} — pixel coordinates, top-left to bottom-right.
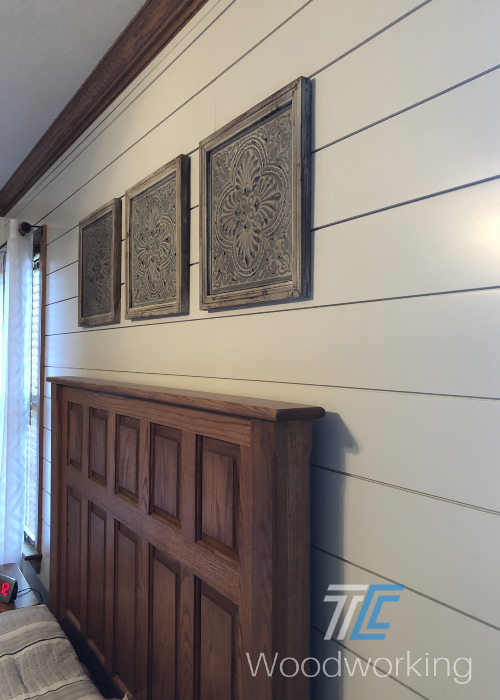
{"left": 0, "top": 574, "right": 18, "bottom": 603}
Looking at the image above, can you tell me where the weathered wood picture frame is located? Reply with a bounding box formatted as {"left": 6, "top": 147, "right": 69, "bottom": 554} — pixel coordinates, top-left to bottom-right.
{"left": 78, "top": 199, "right": 122, "bottom": 327}
{"left": 200, "top": 76, "right": 311, "bottom": 310}
{"left": 125, "top": 154, "right": 190, "bottom": 319}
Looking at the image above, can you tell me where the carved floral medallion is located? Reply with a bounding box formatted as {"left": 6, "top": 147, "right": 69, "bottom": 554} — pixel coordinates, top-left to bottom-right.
{"left": 79, "top": 198, "right": 121, "bottom": 327}
{"left": 125, "top": 155, "right": 190, "bottom": 319}
{"left": 210, "top": 109, "right": 292, "bottom": 292}
{"left": 130, "top": 174, "right": 177, "bottom": 307}
{"left": 81, "top": 213, "right": 113, "bottom": 317}
{"left": 200, "top": 77, "right": 311, "bottom": 309}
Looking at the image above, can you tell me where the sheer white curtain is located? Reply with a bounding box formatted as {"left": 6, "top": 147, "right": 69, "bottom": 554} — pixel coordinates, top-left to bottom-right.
{"left": 0, "top": 219, "right": 33, "bottom": 565}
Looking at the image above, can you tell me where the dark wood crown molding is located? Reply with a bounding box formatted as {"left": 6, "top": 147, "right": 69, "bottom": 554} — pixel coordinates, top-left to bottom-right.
{"left": 0, "top": 0, "right": 209, "bottom": 217}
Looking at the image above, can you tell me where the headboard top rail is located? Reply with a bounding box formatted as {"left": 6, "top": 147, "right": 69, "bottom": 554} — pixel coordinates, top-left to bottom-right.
{"left": 47, "top": 375, "right": 325, "bottom": 422}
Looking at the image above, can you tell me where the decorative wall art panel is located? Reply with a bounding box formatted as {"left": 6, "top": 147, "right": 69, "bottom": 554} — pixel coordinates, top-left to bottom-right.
{"left": 200, "top": 77, "right": 311, "bottom": 309}
{"left": 78, "top": 199, "right": 122, "bottom": 327}
{"left": 125, "top": 155, "right": 190, "bottom": 318}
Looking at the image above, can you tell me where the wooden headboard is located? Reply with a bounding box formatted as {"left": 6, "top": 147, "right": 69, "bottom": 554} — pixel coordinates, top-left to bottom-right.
{"left": 49, "top": 377, "right": 324, "bottom": 700}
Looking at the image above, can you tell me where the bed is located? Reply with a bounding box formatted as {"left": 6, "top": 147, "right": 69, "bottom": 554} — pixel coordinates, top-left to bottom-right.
{"left": 47, "top": 377, "right": 324, "bottom": 700}
{"left": 0, "top": 604, "right": 123, "bottom": 700}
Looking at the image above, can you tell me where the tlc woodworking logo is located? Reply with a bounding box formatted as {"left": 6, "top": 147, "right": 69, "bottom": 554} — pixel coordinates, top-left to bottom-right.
{"left": 246, "top": 582, "right": 473, "bottom": 684}
{"left": 323, "top": 584, "right": 404, "bottom": 641}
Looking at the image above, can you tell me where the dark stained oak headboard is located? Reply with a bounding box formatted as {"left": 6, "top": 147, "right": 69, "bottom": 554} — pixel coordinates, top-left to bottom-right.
{"left": 48, "top": 376, "right": 325, "bottom": 700}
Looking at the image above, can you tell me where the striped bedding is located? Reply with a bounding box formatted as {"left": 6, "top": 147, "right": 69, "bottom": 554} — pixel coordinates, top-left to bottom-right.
{"left": 0, "top": 605, "right": 123, "bottom": 700}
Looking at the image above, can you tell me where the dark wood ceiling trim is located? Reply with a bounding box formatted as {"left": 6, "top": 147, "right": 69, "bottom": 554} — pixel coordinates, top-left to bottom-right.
{"left": 0, "top": 0, "right": 209, "bottom": 217}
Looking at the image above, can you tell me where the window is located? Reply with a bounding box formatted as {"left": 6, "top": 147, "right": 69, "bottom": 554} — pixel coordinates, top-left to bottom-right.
{"left": 24, "top": 240, "right": 41, "bottom": 544}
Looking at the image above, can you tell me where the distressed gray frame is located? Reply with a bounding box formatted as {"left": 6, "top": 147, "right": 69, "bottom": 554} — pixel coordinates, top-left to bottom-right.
{"left": 78, "top": 198, "right": 122, "bottom": 327}
{"left": 125, "top": 154, "right": 190, "bottom": 319}
{"left": 199, "top": 76, "right": 311, "bottom": 310}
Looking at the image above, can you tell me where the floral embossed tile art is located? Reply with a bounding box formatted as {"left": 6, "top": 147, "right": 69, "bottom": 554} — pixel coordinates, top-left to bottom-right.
{"left": 199, "top": 77, "right": 311, "bottom": 310}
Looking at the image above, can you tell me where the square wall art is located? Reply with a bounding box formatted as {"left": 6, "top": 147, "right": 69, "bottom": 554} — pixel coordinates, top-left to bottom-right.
{"left": 200, "top": 77, "right": 311, "bottom": 309}
{"left": 125, "top": 154, "right": 190, "bottom": 318}
{"left": 78, "top": 198, "right": 122, "bottom": 326}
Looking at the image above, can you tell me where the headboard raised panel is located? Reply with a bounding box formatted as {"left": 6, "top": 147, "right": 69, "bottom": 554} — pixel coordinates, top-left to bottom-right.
{"left": 49, "top": 377, "right": 324, "bottom": 700}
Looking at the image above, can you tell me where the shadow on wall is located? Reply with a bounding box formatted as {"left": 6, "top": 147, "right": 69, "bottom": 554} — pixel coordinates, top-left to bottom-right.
{"left": 310, "top": 413, "right": 359, "bottom": 700}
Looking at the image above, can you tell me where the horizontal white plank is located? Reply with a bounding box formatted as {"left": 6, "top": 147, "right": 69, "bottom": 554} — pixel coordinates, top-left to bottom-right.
{"left": 311, "top": 468, "right": 500, "bottom": 627}
{"left": 14, "top": 0, "right": 309, "bottom": 225}
{"left": 45, "top": 176, "right": 500, "bottom": 335}
{"left": 311, "top": 627, "right": 418, "bottom": 700}
{"left": 314, "top": 67, "right": 500, "bottom": 228}
{"left": 190, "top": 205, "right": 200, "bottom": 264}
{"left": 46, "top": 261, "right": 78, "bottom": 304}
{"left": 190, "top": 152, "right": 199, "bottom": 209}
{"left": 43, "top": 427, "right": 51, "bottom": 463}
{"left": 46, "top": 228, "right": 78, "bottom": 274}
{"left": 310, "top": 390, "right": 500, "bottom": 513}
{"left": 211, "top": 0, "right": 423, "bottom": 131}
{"left": 43, "top": 397, "right": 51, "bottom": 430}
{"left": 8, "top": 0, "right": 235, "bottom": 220}
{"left": 15, "top": 0, "right": 420, "bottom": 230}
{"left": 313, "top": 0, "right": 500, "bottom": 149}
{"left": 46, "top": 288, "right": 500, "bottom": 399}
{"left": 42, "top": 359, "right": 500, "bottom": 513}
{"left": 311, "top": 548, "right": 499, "bottom": 699}
{"left": 42, "top": 458, "right": 51, "bottom": 496}
{"left": 42, "top": 488, "right": 51, "bottom": 528}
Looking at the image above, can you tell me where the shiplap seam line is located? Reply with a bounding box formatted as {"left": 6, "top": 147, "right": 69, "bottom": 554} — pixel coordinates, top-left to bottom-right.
{"left": 46, "top": 295, "right": 78, "bottom": 307}
{"left": 45, "top": 204, "right": 198, "bottom": 260}
{"left": 45, "top": 284, "right": 500, "bottom": 330}
{"left": 46, "top": 225, "right": 78, "bottom": 248}
{"left": 23, "top": 0, "right": 432, "bottom": 219}
{"left": 32, "top": 0, "right": 316, "bottom": 225}
{"left": 42, "top": 69, "right": 500, "bottom": 247}
{"left": 14, "top": 0, "right": 236, "bottom": 219}
{"left": 42, "top": 365, "right": 500, "bottom": 403}
{"left": 31, "top": 0, "right": 431, "bottom": 226}
{"left": 313, "top": 61, "right": 500, "bottom": 154}
{"left": 311, "top": 546, "right": 500, "bottom": 634}
{"left": 314, "top": 173, "right": 500, "bottom": 230}
{"left": 310, "top": 625, "right": 432, "bottom": 700}
{"left": 46, "top": 260, "right": 77, "bottom": 277}
{"left": 312, "top": 464, "right": 500, "bottom": 517}
{"left": 308, "top": 0, "right": 433, "bottom": 80}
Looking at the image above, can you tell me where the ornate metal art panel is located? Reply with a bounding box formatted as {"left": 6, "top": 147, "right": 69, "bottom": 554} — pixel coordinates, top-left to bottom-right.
{"left": 78, "top": 199, "right": 121, "bottom": 326}
{"left": 200, "top": 77, "right": 311, "bottom": 309}
{"left": 125, "top": 155, "right": 190, "bottom": 318}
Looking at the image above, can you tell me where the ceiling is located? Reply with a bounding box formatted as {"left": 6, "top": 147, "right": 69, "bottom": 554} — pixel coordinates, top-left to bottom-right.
{"left": 0, "top": 0, "right": 147, "bottom": 191}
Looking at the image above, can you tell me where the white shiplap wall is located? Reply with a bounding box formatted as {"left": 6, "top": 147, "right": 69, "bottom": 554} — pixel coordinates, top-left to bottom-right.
{"left": 4, "top": 0, "right": 500, "bottom": 697}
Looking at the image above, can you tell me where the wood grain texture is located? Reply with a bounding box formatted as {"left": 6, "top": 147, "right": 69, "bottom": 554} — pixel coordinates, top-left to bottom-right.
{"left": 201, "top": 439, "right": 238, "bottom": 554}
{"left": 0, "top": 0, "right": 210, "bottom": 217}
{"left": 47, "top": 376, "right": 325, "bottom": 422}
{"left": 114, "top": 524, "right": 138, "bottom": 696}
{"left": 66, "top": 488, "right": 82, "bottom": 626}
{"left": 199, "top": 592, "right": 233, "bottom": 700}
{"left": 152, "top": 424, "right": 181, "bottom": 522}
{"left": 117, "top": 415, "right": 140, "bottom": 502}
{"left": 150, "top": 551, "right": 178, "bottom": 700}
{"left": 87, "top": 502, "right": 107, "bottom": 661}
{"left": 68, "top": 402, "right": 83, "bottom": 469}
{"left": 50, "top": 378, "right": 322, "bottom": 699}
{"left": 90, "top": 409, "right": 108, "bottom": 484}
